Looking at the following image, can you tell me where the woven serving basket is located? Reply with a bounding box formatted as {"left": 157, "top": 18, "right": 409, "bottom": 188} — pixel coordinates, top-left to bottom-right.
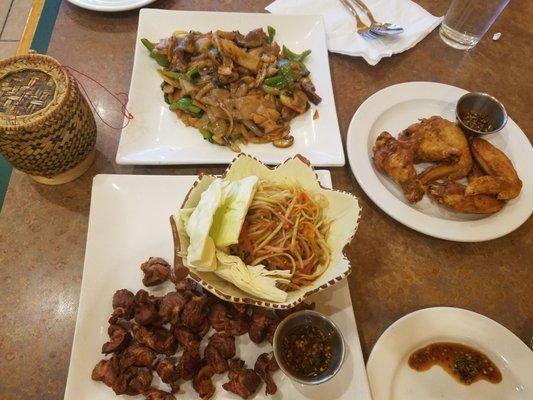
{"left": 0, "top": 54, "right": 96, "bottom": 184}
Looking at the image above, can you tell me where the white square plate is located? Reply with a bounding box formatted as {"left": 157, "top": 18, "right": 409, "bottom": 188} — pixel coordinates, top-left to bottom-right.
{"left": 116, "top": 9, "right": 344, "bottom": 166}
{"left": 63, "top": 172, "right": 371, "bottom": 399}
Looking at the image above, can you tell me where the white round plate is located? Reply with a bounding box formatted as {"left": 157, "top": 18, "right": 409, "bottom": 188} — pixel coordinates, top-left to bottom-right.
{"left": 66, "top": 0, "right": 155, "bottom": 12}
{"left": 367, "top": 307, "right": 533, "bottom": 400}
{"left": 346, "top": 81, "right": 533, "bottom": 242}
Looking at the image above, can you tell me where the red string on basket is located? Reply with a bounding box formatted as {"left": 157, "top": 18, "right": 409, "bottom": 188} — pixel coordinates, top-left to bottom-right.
{"left": 62, "top": 65, "right": 133, "bottom": 130}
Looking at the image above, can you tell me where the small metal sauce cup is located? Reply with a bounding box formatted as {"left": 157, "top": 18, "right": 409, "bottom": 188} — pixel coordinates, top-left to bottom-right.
{"left": 456, "top": 92, "right": 508, "bottom": 136}
{"left": 272, "top": 310, "right": 345, "bottom": 385}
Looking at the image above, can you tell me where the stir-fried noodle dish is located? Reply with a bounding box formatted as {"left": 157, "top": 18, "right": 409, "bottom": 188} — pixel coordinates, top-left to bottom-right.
{"left": 231, "top": 181, "right": 331, "bottom": 291}
{"left": 141, "top": 26, "right": 322, "bottom": 152}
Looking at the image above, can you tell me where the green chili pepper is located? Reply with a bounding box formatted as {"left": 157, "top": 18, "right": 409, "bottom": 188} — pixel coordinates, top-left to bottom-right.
{"left": 141, "top": 38, "right": 155, "bottom": 52}
{"left": 159, "top": 66, "right": 200, "bottom": 82}
{"left": 263, "top": 60, "right": 297, "bottom": 90}
{"left": 141, "top": 38, "right": 170, "bottom": 67}
{"left": 263, "top": 75, "right": 287, "bottom": 89}
{"left": 282, "top": 46, "right": 311, "bottom": 76}
{"left": 282, "top": 45, "right": 311, "bottom": 62}
{"left": 169, "top": 97, "right": 203, "bottom": 117}
{"left": 186, "top": 66, "right": 200, "bottom": 81}
{"left": 267, "top": 26, "right": 276, "bottom": 44}
{"left": 278, "top": 61, "right": 296, "bottom": 86}
{"left": 199, "top": 128, "right": 214, "bottom": 143}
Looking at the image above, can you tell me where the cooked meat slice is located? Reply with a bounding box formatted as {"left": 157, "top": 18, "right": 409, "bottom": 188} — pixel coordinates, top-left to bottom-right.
{"left": 248, "top": 309, "right": 270, "bottom": 344}
{"left": 205, "top": 346, "right": 228, "bottom": 374}
{"left": 223, "top": 358, "right": 261, "bottom": 399}
{"left": 177, "top": 340, "right": 202, "bottom": 380}
{"left": 300, "top": 77, "right": 322, "bottom": 105}
{"left": 172, "top": 324, "right": 200, "bottom": 348}
{"left": 193, "top": 365, "right": 216, "bottom": 399}
{"left": 208, "top": 302, "right": 229, "bottom": 331}
{"left": 102, "top": 324, "right": 132, "bottom": 354}
{"left": 114, "top": 366, "right": 153, "bottom": 396}
{"left": 265, "top": 319, "right": 278, "bottom": 344}
{"left": 234, "top": 28, "right": 268, "bottom": 48}
{"left": 134, "top": 289, "right": 162, "bottom": 326}
{"left": 225, "top": 315, "right": 250, "bottom": 336}
{"left": 254, "top": 353, "right": 279, "bottom": 395}
{"left": 155, "top": 357, "right": 180, "bottom": 383}
{"left": 118, "top": 344, "right": 156, "bottom": 370}
{"left": 196, "top": 316, "right": 211, "bottom": 337}
{"left": 141, "top": 257, "right": 171, "bottom": 286}
{"left": 228, "top": 303, "right": 249, "bottom": 318}
{"left": 112, "top": 289, "right": 135, "bottom": 318}
{"left": 206, "top": 332, "right": 236, "bottom": 359}
{"left": 92, "top": 357, "right": 119, "bottom": 388}
{"left": 144, "top": 388, "right": 176, "bottom": 400}
{"left": 159, "top": 291, "right": 191, "bottom": 324}
{"left": 181, "top": 294, "right": 209, "bottom": 332}
{"left": 133, "top": 325, "right": 177, "bottom": 356}
{"left": 204, "top": 332, "right": 236, "bottom": 374}
{"left": 174, "top": 278, "right": 198, "bottom": 293}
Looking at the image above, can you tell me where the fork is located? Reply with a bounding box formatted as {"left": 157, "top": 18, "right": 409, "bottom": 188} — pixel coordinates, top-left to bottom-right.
{"left": 338, "top": 0, "right": 376, "bottom": 40}
{"left": 352, "top": 0, "right": 404, "bottom": 35}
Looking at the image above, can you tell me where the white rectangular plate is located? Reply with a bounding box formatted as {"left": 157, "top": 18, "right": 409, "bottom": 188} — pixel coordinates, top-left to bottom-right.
{"left": 64, "top": 172, "right": 370, "bottom": 399}
{"left": 116, "top": 9, "right": 344, "bottom": 166}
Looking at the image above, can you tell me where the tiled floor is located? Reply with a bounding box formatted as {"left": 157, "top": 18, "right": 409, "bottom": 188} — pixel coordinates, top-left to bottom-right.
{"left": 0, "top": 0, "right": 32, "bottom": 58}
{"left": 0, "top": 0, "right": 32, "bottom": 208}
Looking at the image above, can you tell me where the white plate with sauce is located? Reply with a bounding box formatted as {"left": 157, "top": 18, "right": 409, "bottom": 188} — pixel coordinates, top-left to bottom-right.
{"left": 367, "top": 307, "right": 533, "bottom": 400}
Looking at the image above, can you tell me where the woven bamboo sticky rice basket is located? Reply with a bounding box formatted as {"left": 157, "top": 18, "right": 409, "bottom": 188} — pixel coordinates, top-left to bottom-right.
{"left": 0, "top": 54, "right": 96, "bottom": 184}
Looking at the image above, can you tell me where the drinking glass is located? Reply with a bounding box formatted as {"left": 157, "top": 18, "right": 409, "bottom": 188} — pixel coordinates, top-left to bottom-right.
{"left": 439, "top": 0, "right": 510, "bottom": 50}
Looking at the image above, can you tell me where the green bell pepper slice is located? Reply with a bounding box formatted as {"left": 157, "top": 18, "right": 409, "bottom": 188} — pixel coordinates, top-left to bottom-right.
{"left": 169, "top": 97, "right": 203, "bottom": 117}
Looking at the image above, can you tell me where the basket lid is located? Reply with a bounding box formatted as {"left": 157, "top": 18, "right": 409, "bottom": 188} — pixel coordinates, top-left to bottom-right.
{"left": 0, "top": 54, "right": 70, "bottom": 129}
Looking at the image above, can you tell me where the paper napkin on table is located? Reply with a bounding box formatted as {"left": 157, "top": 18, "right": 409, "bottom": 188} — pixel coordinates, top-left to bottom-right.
{"left": 266, "top": 0, "right": 443, "bottom": 65}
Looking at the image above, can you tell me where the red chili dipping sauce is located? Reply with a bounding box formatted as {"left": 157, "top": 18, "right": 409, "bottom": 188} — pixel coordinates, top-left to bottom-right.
{"left": 408, "top": 342, "right": 502, "bottom": 385}
{"left": 280, "top": 325, "right": 333, "bottom": 378}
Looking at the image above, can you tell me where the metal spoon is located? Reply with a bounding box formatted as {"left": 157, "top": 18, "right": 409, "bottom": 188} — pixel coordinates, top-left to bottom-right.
{"left": 370, "top": 23, "right": 404, "bottom": 36}
{"left": 350, "top": 0, "right": 404, "bottom": 36}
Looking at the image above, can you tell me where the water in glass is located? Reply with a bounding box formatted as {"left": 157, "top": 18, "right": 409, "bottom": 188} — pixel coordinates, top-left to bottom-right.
{"left": 439, "top": 0, "right": 510, "bottom": 50}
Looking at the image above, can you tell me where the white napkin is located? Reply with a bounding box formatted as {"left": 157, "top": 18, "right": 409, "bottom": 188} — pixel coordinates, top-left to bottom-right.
{"left": 266, "top": 0, "right": 443, "bottom": 65}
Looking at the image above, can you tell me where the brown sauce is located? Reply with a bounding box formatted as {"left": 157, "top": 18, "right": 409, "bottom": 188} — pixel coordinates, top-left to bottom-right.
{"left": 408, "top": 342, "right": 502, "bottom": 385}
{"left": 281, "top": 325, "right": 332, "bottom": 378}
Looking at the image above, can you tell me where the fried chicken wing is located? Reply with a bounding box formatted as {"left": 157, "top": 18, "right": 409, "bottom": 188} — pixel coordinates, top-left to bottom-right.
{"left": 465, "top": 138, "right": 522, "bottom": 200}
{"left": 372, "top": 131, "right": 424, "bottom": 203}
{"left": 410, "top": 117, "right": 472, "bottom": 184}
{"left": 428, "top": 181, "right": 504, "bottom": 214}
{"left": 467, "top": 159, "right": 485, "bottom": 182}
{"left": 399, "top": 119, "right": 461, "bottom": 162}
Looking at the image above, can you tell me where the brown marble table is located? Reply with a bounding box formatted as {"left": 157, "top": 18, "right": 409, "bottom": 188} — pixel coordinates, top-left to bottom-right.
{"left": 0, "top": 0, "right": 532, "bottom": 398}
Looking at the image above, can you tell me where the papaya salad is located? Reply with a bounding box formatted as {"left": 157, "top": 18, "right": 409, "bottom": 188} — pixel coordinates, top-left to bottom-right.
{"left": 141, "top": 26, "right": 322, "bottom": 152}
{"left": 175, "top": 175, "right": 332, "bottom": 302}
